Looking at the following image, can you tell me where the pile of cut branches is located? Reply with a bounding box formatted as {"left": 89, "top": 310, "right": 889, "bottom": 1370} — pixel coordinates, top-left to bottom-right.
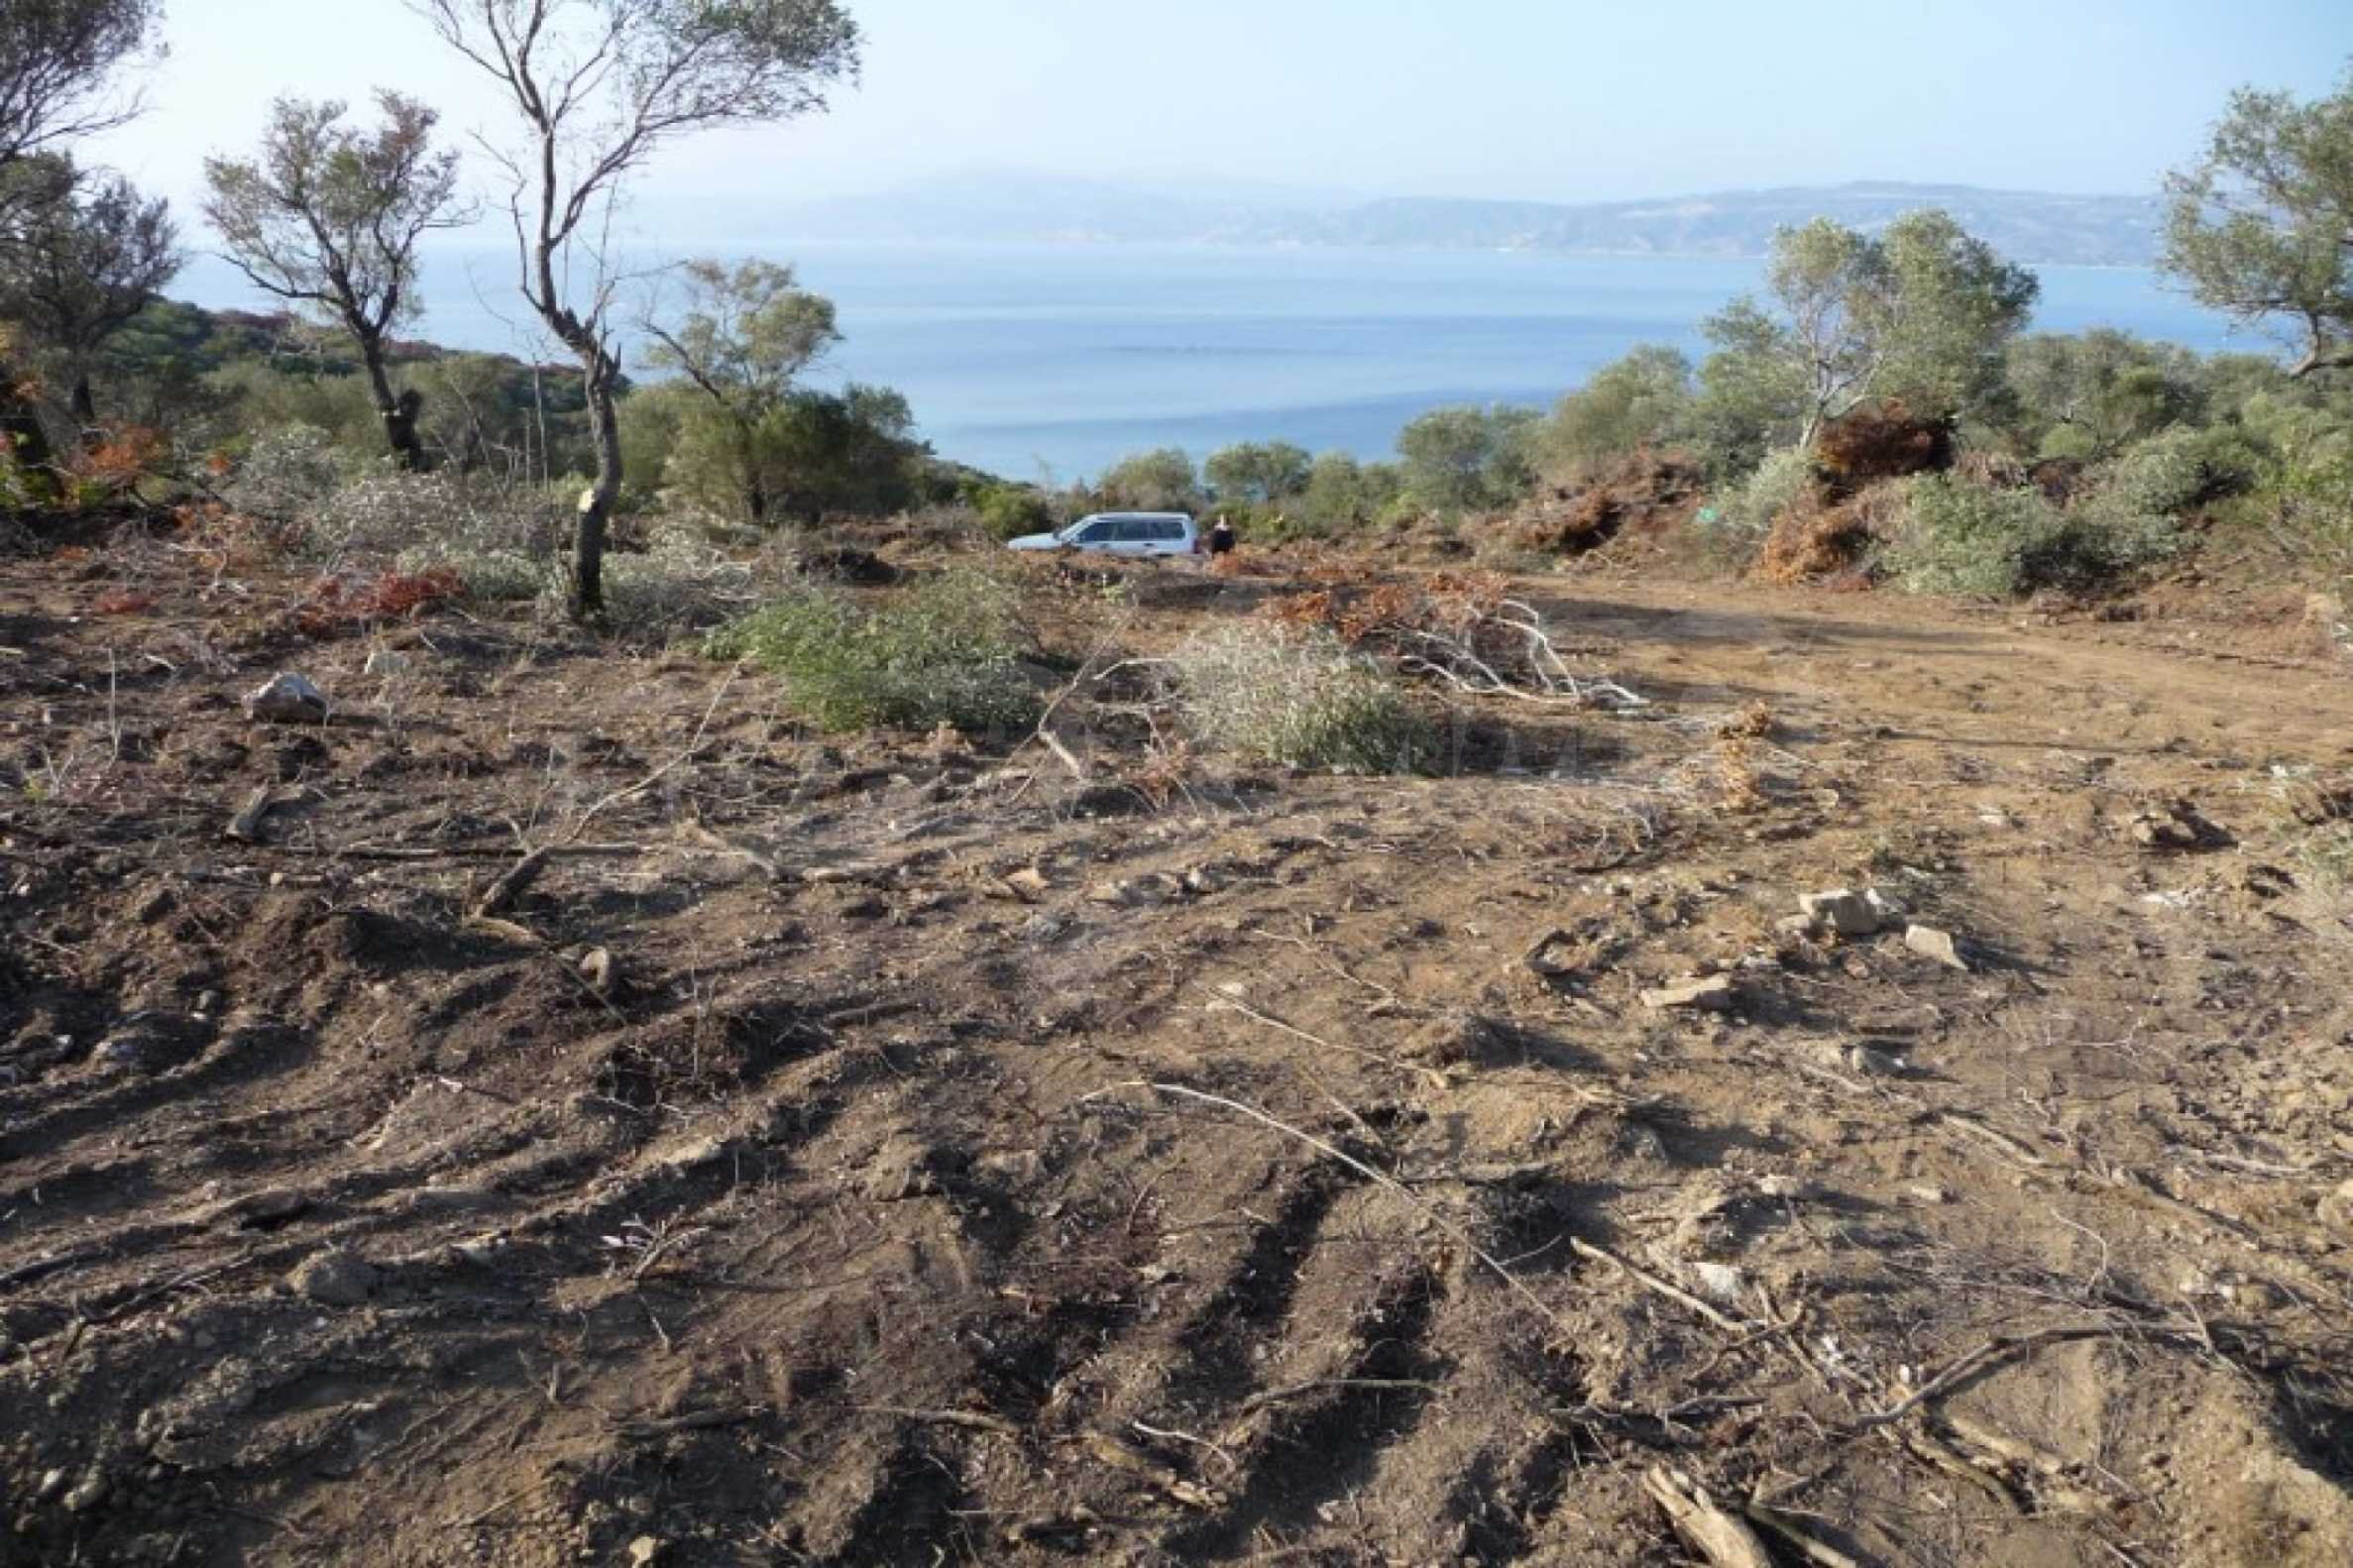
{"left": 1264, "top": 570, "right": 1647, "bottom": 710}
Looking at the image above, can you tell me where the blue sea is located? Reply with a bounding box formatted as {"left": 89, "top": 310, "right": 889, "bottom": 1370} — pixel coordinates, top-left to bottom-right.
{"left": 175, "top": 243, "right": 2253, "bottom": 483}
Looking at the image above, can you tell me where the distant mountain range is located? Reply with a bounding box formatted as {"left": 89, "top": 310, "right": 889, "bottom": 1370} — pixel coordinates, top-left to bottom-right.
{"left": 731, "top": 172, "right": 2164, "bottom": 267}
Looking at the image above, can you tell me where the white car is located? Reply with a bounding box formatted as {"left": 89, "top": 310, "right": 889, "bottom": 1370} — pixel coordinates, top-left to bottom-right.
{"left": 1005, "top": 511, "right": 1201, "bottom": 557}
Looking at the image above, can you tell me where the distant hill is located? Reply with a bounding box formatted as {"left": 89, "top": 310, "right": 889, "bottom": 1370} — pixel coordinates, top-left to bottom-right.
{"left": 737, "top": 172, "right": 2163, "bottom": 267}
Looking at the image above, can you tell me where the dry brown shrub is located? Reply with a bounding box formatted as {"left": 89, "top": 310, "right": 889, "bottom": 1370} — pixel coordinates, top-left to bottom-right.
{"left": 295, "top": 567, "right": 463, "bottom": 633}
{"left": 1956, "top": 449, "right": 2030, "bottom": 490}
{"left": 1123, "top": 737, "right": 1198, "bottom": 807}
{"left": 1264, "top": 570, "right": 1516, "bottom": 650}
{"left": 1715, "top": 701, "right": 1775, "bottom": 740}
{"left": 1514, "top": 449, "right": 1701, "bottom": 556}
{"left": 1755, "top": 483, "right": 1909, "bottom": 587}
{"left": 1755, "top": 498, "right": 1873, "bottom": 585}
{"left": 1667, "top": 734, "right": 1767, "bottom": 812}
{"left": 2281, "top": 774, "right": 2353, "bottom": 828}
{"left": 1257, "top": 569, "right": 1625, "bottom": 705}
{"left": 1814, "top": 402, "right": 1954, "bottom": 493}
{"left": 2028, "top": 456, "right": 2090, "bottom": 504}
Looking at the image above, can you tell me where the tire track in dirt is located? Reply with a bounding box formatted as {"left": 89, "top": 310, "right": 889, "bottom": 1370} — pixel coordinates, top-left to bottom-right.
{"left": 1167, "top": 1258, "right": 1450, "bottom": 1560}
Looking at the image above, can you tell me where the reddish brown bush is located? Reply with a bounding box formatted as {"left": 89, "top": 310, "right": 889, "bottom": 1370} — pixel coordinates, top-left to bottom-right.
{"left": 1814, "top": 403, "right": 1953, "bottom": 493}
{"left": 66, "top": 425, "right": 169, "bottom": 498}
{"left": 2027, "top": 456, "right": 2089, "bottom": 504}
{"left": 1754, "top": 483, "right": 1907, "bottom": 587}
{"left": 1516, "top": 450, "right": 1701, "bottom": 556}
{"left": 297, "top": 567, "right": 462, "bottom": 633}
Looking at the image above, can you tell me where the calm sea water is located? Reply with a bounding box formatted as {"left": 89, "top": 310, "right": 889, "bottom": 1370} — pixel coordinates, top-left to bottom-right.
{"left": 175, "top": 243, "right": 2252, "bottom": 482}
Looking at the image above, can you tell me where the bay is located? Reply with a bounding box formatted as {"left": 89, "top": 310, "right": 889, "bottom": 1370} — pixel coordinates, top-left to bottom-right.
{"left": 173, "top": 242, "right": 2253, "bottom": 483}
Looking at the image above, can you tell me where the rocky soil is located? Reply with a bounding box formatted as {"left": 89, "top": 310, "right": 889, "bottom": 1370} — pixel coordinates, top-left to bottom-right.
{"left": 3, "top": 543, "right": 2350, "bottom": 1567}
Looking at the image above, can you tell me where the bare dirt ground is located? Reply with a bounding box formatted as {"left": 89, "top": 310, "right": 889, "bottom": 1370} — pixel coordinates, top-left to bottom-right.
{"left": 4, "top": 542, "right": 2351, "bottom": 1568}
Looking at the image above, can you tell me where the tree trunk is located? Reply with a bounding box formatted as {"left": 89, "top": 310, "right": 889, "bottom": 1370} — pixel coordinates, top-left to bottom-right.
{"left": 574, "top": 357, "right": 622, "bottom": 619}
{"left": 359, "top": 335, "right": 425, "bottom": 472}
{"left": 68, "top": 376, "right": 95, "bottom": 428}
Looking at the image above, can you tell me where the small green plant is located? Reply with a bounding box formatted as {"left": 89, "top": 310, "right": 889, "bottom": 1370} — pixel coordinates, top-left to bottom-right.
{"left": 1170, "top": 623, "right": 1434, "bottom": 774}
{"left": 2295, "top": 824, "right": 2353, "bottom": 894}
{"left": 707, "top": 568, "right": 1040, "bottom": 734}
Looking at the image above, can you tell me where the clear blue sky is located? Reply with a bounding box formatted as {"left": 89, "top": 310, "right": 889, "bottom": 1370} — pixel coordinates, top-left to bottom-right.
{"left": 96, "top": 0, "right": 2350, "bottom": 210}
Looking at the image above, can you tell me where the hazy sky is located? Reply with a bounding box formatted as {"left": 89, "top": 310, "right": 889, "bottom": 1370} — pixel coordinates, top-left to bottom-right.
{"left": 94, "top": 0, "right": 2349, "bottom": 213}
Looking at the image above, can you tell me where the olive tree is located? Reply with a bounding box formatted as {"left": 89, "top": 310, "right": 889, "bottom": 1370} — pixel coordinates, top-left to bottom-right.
{"left": 0, "top": 0, "right": 160, "bottom": 226}
{"left": 1698, "top": 210, "right": 2039, "bottom": 452}
{"left": 1540, "top": 344, "right": 1693, "bottom": 471}
{"left": 1097, "top": 447, "right": 1199, "bottom": 511}
{"left": 203, "top": 94, "right": 464, "bottom": 468}
{"left": 2005, "top": 330, "right": 2204, "bottom": 459}
{"left": 640, "top": 257, "right": 839, "bottom": 523}
{"left": 1298, "top": 450, "right": 1400, "bottom": 531}
{"left": 0, "top": 160, "right": 178, "bottom": 423}
{"left": 1203, "top": 440, "right": 1310, "bottom": 504}
{"left": 2163, "top": 67, "right": 2353, "bottom": 378}
{"left": 0, "top": 0, "right": 160, "bottom": 467}
{"left": 411, "top": 0, "right": 860, "bottom": 617}
{"left": 1396, "top": 404, "right": 1539, "bottom": 510}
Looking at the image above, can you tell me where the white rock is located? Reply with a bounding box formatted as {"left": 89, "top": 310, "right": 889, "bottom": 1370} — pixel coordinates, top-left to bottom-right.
{"left": 1799, "top": 889, "right": 1881, "bottom": 937}
{"left": 1690, "top": 1261, "right": 1746, "bottom": 1305}
{"left": 243, "top": 672, "right": 329, "bottom": 724}
{"left": 1640, "top": 975, "right": 1737, "bottom": 1012}
{"left": 1846, "top": 1044, "right": 1907, "bottom": 1076}
{"left": 1903, "top": 925, "right": 1969, "bottom": 971}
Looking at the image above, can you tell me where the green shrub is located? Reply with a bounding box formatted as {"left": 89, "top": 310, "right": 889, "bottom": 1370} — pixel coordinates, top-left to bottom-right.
{"left": 1884, "top": 475, "right": 2067, "bottom": 598}
{"left": 2062, "top": 493, "right": 2189, "bottom": 578}
{"left": 707, "top": 568, "right": 1040, "bottom": 734}
{"left": 1171, "top": 624, "right": 1434, "bottom": 774}
{"left": 2259, "top": 439, "right": 2353, "bottom": 572}
{"left": 2295, "top": 824, "right": 2353, "bottom": 894}
{"left": 1298, "top": 451, "right": 1403, "bottom": 533}
{"left": 1096, "top": 448, "right": 1201, "bottom": 511}
{"left": 1397, "top": 404, "right": 1541, "bottom": 511}
{"left": 1539, "top": 345, "right": 1695, "bottom": 473}
{"left": 0, "top": 432, "right": 50, "bottom": 512}
{"left": 1716, "top": 447, "right": 1816, "bottom": 536}
{"left": 2093, "top": 426, "right": 2256, "bottom": 518}
{"left": 975, "top": 485, "right": 1055, "bottom": 541}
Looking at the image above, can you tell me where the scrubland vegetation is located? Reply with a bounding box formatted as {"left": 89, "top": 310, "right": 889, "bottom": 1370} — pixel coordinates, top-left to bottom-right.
{"left": 8, "top": 11, "right": 2353, "bottom": 1568}
{"left": 9, "top": 8, "right": 2352, "bottom": 637}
